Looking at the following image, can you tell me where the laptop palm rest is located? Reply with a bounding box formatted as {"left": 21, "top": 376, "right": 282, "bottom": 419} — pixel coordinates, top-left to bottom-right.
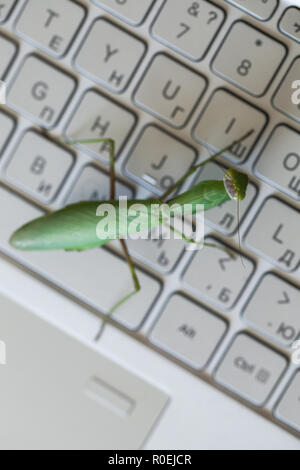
{"left": 0, "top": 293, "right": 169, "bottom": 450}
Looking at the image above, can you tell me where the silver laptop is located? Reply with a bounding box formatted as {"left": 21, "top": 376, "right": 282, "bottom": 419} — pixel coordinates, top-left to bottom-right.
{"left": 0, "top": 0, "right": 300, "bottom": 450}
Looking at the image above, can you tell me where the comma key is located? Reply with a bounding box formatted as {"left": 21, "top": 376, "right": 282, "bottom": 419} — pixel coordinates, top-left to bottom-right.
{"left": 183, "top": 237, "right": 255, "bottom": 310}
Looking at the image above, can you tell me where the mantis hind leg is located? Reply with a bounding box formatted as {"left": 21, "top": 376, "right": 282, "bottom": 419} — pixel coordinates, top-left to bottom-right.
{"left": 94, "top": 240, "right": 141, "bottom": 341}
{"left": 73, "top": 138, "right": 141, "bottom": 340}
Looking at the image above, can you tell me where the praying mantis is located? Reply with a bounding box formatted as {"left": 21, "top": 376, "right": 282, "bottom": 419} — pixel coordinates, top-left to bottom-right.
{"left": 9, "top": 130, "right": 253, "bottom": 338}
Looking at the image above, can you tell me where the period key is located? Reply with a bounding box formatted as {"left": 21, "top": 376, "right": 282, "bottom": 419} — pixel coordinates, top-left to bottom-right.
{"left": 243, "top": 273, "right": 300, "bottom": 347}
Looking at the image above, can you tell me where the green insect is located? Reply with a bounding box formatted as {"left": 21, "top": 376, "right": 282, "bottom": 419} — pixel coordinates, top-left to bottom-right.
{"left": 10, "top": 131, "right": 252, "bottom": 338}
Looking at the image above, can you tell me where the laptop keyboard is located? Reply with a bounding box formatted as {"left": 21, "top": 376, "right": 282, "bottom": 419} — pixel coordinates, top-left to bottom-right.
{"left": 0, "top": 0, "right": 299, "bottom": 437}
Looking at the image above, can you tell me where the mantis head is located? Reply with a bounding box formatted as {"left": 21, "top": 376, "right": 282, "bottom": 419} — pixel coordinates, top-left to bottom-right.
{"left": 223, "top": 169, "right": 248, "bottom": 202}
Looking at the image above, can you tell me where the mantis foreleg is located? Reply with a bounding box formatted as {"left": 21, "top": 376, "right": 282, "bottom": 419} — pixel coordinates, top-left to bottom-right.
{"left": 167, "top": 224, "right": 235, "bottom": 258}
{"left": 160, "top": 129, "right": 254, "bottom": 202}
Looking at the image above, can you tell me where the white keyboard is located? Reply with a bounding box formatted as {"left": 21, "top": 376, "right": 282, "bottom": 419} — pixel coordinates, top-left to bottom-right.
{"left": 0, "top": 0, "right": 299, "bottom": 439}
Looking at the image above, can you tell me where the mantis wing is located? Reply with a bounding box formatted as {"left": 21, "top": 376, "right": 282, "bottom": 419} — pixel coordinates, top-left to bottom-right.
{"left": 10, "top": 200, "right": 161, "bottom": 252}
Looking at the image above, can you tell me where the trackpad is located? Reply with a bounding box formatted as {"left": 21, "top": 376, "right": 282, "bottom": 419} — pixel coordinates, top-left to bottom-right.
{"left": 0, "top": 293, "right": 169, "bottom": 450}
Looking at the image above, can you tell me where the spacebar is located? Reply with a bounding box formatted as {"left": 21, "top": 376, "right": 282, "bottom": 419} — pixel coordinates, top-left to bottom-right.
{"left": 0, "top": 186, "right": 161, "bottom": 330}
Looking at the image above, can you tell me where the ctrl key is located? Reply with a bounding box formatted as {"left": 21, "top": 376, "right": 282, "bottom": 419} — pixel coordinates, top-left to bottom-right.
{"left": 215, "top": 334, "right": 287, "bottom": 406}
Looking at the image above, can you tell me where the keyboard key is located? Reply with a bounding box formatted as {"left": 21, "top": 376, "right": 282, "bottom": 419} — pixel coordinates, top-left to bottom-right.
{"left": 65, "top": 89, "right": 137, "bottom": 164}
{"left": 0, "top": 0, "right": 16, "bottom": 23}
{"left": 150, "top": 294, "right": 227, "bottom": 369}
{"left": 193, "top": 88, "right": 267, "bottom": 164}
{"left": 127, "top": 230, "right": 186, "bottom": 274}
{"left": 0, "top": 110, "right": 15, "bottom": 154}
{"left": 5, "top": 130, "right": 74, "bottom": 203}
{"left": 243, "top": 273, "right": 300, "bottom": 347}
{"left": 276, "top": 372, "right": 300, "bottom": 433}
{"left": 134, "top": 53, "right": 207, "bottom": 128}
{"left": 0, "top": 186, "right": 161, "bottom": 330}
{"left": 273, "top": 57, "right": 300, "bottom": 124}
{"left": 225, "top": 0, "right": 278, "bottom": 21}
{"left": 94, "top": 0, "right": 155, "bottom": 26}
{"left": 75, "top": 18, "right": 146, "bottom": 93}
{"left": 8, "top": 54, "right": 77, "bottom": 129}
{"left": 183, "top": 238, "right": 255, "bottom": 310}
{"left": 67, "top": 165, "right": 134, "bottom": 204}
{"left": 254, "top": 125, "right": 300, "bottom": 200}
{"left": 195, "top": 162, "right": 257, "bottom": 235}
{"left": 212, "top": 21, "right": 287, "bottom": 97}
{"left": 125, "top": 125, "right": 197, "bottom": 195}
{"left": 245, "top": 197, "right": 300, "bottom": 272}
{"left": 215, "top": 334, "right": 287, "bottom": 406}
{"left": 0, "top": 33, "right": 18, "bottom": 78}
{"left": 279, "top": 7, "right": 300, "bottom": 43}
{"left": 15, "top": 0, "right": 86, "bottom": 57}
{"left": 151, "top": 0, "right": 225, "bottom": 61}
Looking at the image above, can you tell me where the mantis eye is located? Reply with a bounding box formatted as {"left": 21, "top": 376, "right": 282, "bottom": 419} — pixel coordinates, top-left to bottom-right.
{"left": 224, "top": 173, "right": 238, "bottom": 201}
{"left": 223, "top": 169, "right": 248, "bottom": 201}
